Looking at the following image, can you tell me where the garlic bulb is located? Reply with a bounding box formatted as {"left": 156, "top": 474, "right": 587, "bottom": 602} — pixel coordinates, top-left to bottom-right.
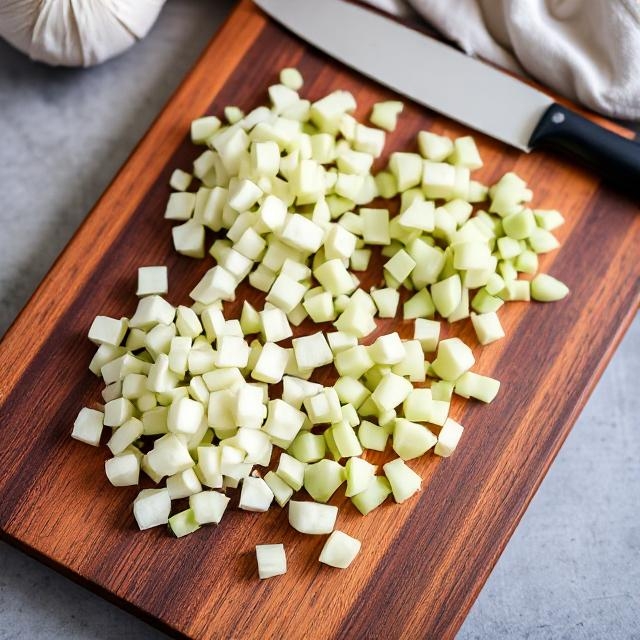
{"left": 0, "top": 0, "right": 166, "bottom": 67}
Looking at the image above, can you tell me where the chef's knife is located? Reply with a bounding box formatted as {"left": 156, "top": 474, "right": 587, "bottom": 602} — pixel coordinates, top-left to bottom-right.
{"left": 254, "top": 0, "right": 639, "bottom": 194}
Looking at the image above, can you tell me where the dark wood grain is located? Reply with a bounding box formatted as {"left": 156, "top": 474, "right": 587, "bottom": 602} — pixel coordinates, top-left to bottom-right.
{"left": 0, "top": 2, "right": 638, "bottom": 639}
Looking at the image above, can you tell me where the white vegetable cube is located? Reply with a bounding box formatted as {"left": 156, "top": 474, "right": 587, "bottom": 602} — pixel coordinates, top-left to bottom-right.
{"left": 368, "top": 333, "right": 406, "bottom": 365}
{"left": 105, "top": 452, "right": 140, "bottom": 487}
{"left": 453, "top": 241, "right": 492, "bottom": 270}
{"left": 106, "top": 416, "right": 143, "bottom": 455}
{"left": 292, "top": 332, "right": 333, "bottom": 370}
{"left": 239, "top": 476, "right": 274, "bottom": 512}
{"left": 310, "top": 133, "right": 336, "bottom": 163}
{"left": 383, "top": 458, "right": 422, "bottom": 503}
{"left": 361, "top": 208, "right": 390, "bottom": 245}
{"left": 334, "top": 345, "right": 374, "bottom": 379}
{"left": 224, "top": 105, "right": 244, "bottom": 123}
{"left": 71, "top": 407, "right": 104, "bottom": 446}
{"left": 335, "top": 172, "right": 364, "bottom": 200}
{"left": 397, "top": 199, "right": 435, "bottom": 232}
{"left": 169, "top": 169, "right": 192, "bottom": 192}
{"left": 189, "top": 490, "right": 230, "bottom": 524}
{"left": 137, "top": 266, "right": 168, "bottom": 297}
{"left": 353, "top": 123, "right": 386, "bottom": 157}
{"left": 104, "top": 397, "right": 135, "bottom": 428}
{"left": 454, "top": 372, "right": 500, "bottom": 403}
{"left": 264, "top": 471, "right": 294, "bottom": 507}
{"left": 422, "top": 161, "right": 456, "bottom": 199}
{"left": 280, "top": 213, "right": 324, "bottom": 253}
{"left": 234, "top": 384, "right": 267, "bottom": 429}
{"left": 434, "top": 418, "right": 464, "bottom": 457}
{"left": 327, "top": 331, "right": 358, "bottom": 355}
{"left": 282, "top": 376, "right": 323, "bottom": 410}
{"left": 215, "top": 335, "right": 249, "bottom": 368}
{"left": 263, "top": 399, "right": 305, "bottom": 444}
{"left": 194, "top": 186, "right": 227, "bottom": 230}
{"left": 470, "top": 311, "right": 505, "bottom": 345}
{"left": 449, "top": 135, "right": 483, "bottom": 169}
{"left": 172, "top": 220, "right": 205, "bottom": 258}
{"left": 384, "top": 249, "right": 416, "bottom": 283}
{"left": 146, "top": 433, "right": 193, "bottom": 477}
{"left": 192, "top": 149, "right": 216, "bottom": 181}
{"left": 371, "top": 373, "right": 413, "bottom": 412}
{"left": 257, "top": 194, "right": 287, "bottom": 232}
{"left": 220, "top": 444, "right": 249, "bottom": 479}
{"left": 88, "top": 316, "right": 127, "bottom": 347}
{"left": 166, "top": 468, "right": 202, "bottom": 499}
{"left": 129, "top": 295, "right": 175, "bottom": 329}
{"left": 288, "top": 500, "right": 338, "bottom": 534}
{"left": 122, "top": 373, "right": 147, "bottom": 399}
{"left": 303, "top": 291, "right": 335, "bottom": 323}
{"left": 293, "top": 158, "right": 325, "bottom": 203}
{"left": 344, "top": 457, "right": 376, "bottom": 497}
{"left": 417, "top": 131, "right": 453, "bottom": 161}
{"left": 332, "top": 420, "right": 363, "bottom": 458}
{"left": 256, "top": 544, "right": 287, "bottom": 579}
{"left": 191, "top": 115, "right": 221, "bottom": 144}
{"left": 175, "top": 305, "right": 202, "bottom": 338}
{"left": 190, "top": 266, "right": 237, "bottom": 305}
{"left": 303, "top": 387, "right": 341, "bottom": 424}
{"left": 392, "top": 419, "right": 437, "bottom": 460}
{"left": 370, "top": 288, "right": 399, "bottom": 318}
{"left": 167, "top": 397, "right": 204, "bottom": 435}
{"left": 277, "top": 452, "right": 306, "bottom": 491}
{"left": 280, "top": 66, "right": 303, "bottom": 90}
{"left": 168, "top": 509, "right": 200, "bottom": 538}
{"left": 324, "top": 224, "right": 357, "bottom": 261}
{"left": 260, "top": 306, "right": 292, "bottom": 343}
{"left": 168, "top": 336, "right": 192, "bottom": 376}
{"left": 269, "top": 83, "right": 299, "bottom": 113}
{"left": 370, "top": 100, "right": 403, "bottom": 132}
{"left": 251, "top": 342, "right": 289, "bottom": 384}
{"left": 164, "top": 192, "right": 196, "bottom": 220}
{"left": 133, "top": 488, "right": 171, "bottom": 530}
{"left": 228, "top": 178, "right": 262, "bottom": 211}
{"left": 389, "top": 152, "right": 422, "bottom": 191}
{"left": 250, "top": 140, "right": 280, "bottom": 177}
{"left": 414, "top": 318, "right": 440, "bottom": 352}
{"left": 337, "top": 148, "right": 374, "bottom": 175}
{"left": 534, "top": 208, "right": 565, "bottom": 231}
{"left": 102, "top": 380, "right": 123, "bottom": 403}
{"left": 531, "top": 273, "right": 569, "bottom": 302}
{"left": 319, "top": 531, "right": 361, "bottom": 568}
{"left": 431, "top": 337, "right": 475, "bottom": 381}
{"left": 197, "top": 446, "right": 223, "bottom": 487}
{"left": 314, "top": 259, "right": 355, "bottom": 296}
{"left": 311, "top": 90, "right": 356, "bottom": 133}
{"left": 148, "top": 353, "right": 179, "bottom": 393}
{"left": 402, "top": 388, "right": 433, "bottom": 422}
{"left": 431, "top": 274, "right": 462, "bottom": 318}
{"left": 266, "top": 274, "right": 307, "bottom": 314}
{"left": 232, "top": 419, "right": 268, "bottom": 455}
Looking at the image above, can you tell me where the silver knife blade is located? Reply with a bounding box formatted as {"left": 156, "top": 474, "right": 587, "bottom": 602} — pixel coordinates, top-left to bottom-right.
{"left": 254, "top": 0, "right": 553, "bottom": 151}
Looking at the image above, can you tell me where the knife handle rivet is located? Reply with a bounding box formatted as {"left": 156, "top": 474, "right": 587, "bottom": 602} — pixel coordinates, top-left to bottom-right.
{"left": 551, "top": 112, "right": 565, "bottom": 125}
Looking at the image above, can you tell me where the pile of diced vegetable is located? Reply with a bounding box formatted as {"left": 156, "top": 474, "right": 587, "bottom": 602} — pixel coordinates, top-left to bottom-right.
{"left": 71, "top": 67, "right": 568, "bottom": 577}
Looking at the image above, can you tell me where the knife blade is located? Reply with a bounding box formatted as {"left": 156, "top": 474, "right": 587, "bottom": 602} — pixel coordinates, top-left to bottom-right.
{"left": 254, "top": 0, "right": 640, "bottom": 194}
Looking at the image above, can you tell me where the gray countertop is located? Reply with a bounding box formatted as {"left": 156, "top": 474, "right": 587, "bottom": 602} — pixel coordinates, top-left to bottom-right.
{"left": 0, "top": 2, "right": 638, "bottom": 638}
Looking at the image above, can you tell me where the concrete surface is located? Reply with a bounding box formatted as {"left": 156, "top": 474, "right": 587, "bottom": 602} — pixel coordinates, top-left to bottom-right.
{"left": 0, "top": 2, "right": 638, "bottom": 638}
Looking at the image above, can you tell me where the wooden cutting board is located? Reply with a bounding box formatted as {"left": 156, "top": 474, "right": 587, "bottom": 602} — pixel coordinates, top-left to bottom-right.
{"left": 0, "top": 2, "right": 638, "bottom": 638}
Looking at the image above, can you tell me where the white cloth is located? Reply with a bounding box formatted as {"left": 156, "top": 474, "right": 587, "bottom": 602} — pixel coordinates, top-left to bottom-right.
{"left": 0, "top": 0, "right": 166, "bottom": 67}
{"left": 366, "top": 0, "right": 640, "bottom": 120}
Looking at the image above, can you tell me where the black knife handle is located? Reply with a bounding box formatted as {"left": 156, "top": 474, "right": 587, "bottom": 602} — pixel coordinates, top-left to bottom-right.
{"left": 529, "top": 103, "right": 640, "bottom": 197}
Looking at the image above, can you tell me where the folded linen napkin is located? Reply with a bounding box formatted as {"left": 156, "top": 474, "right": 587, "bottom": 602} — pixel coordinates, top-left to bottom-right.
{"left": 365, "top": 0, "right": 640, "bottom": 120}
